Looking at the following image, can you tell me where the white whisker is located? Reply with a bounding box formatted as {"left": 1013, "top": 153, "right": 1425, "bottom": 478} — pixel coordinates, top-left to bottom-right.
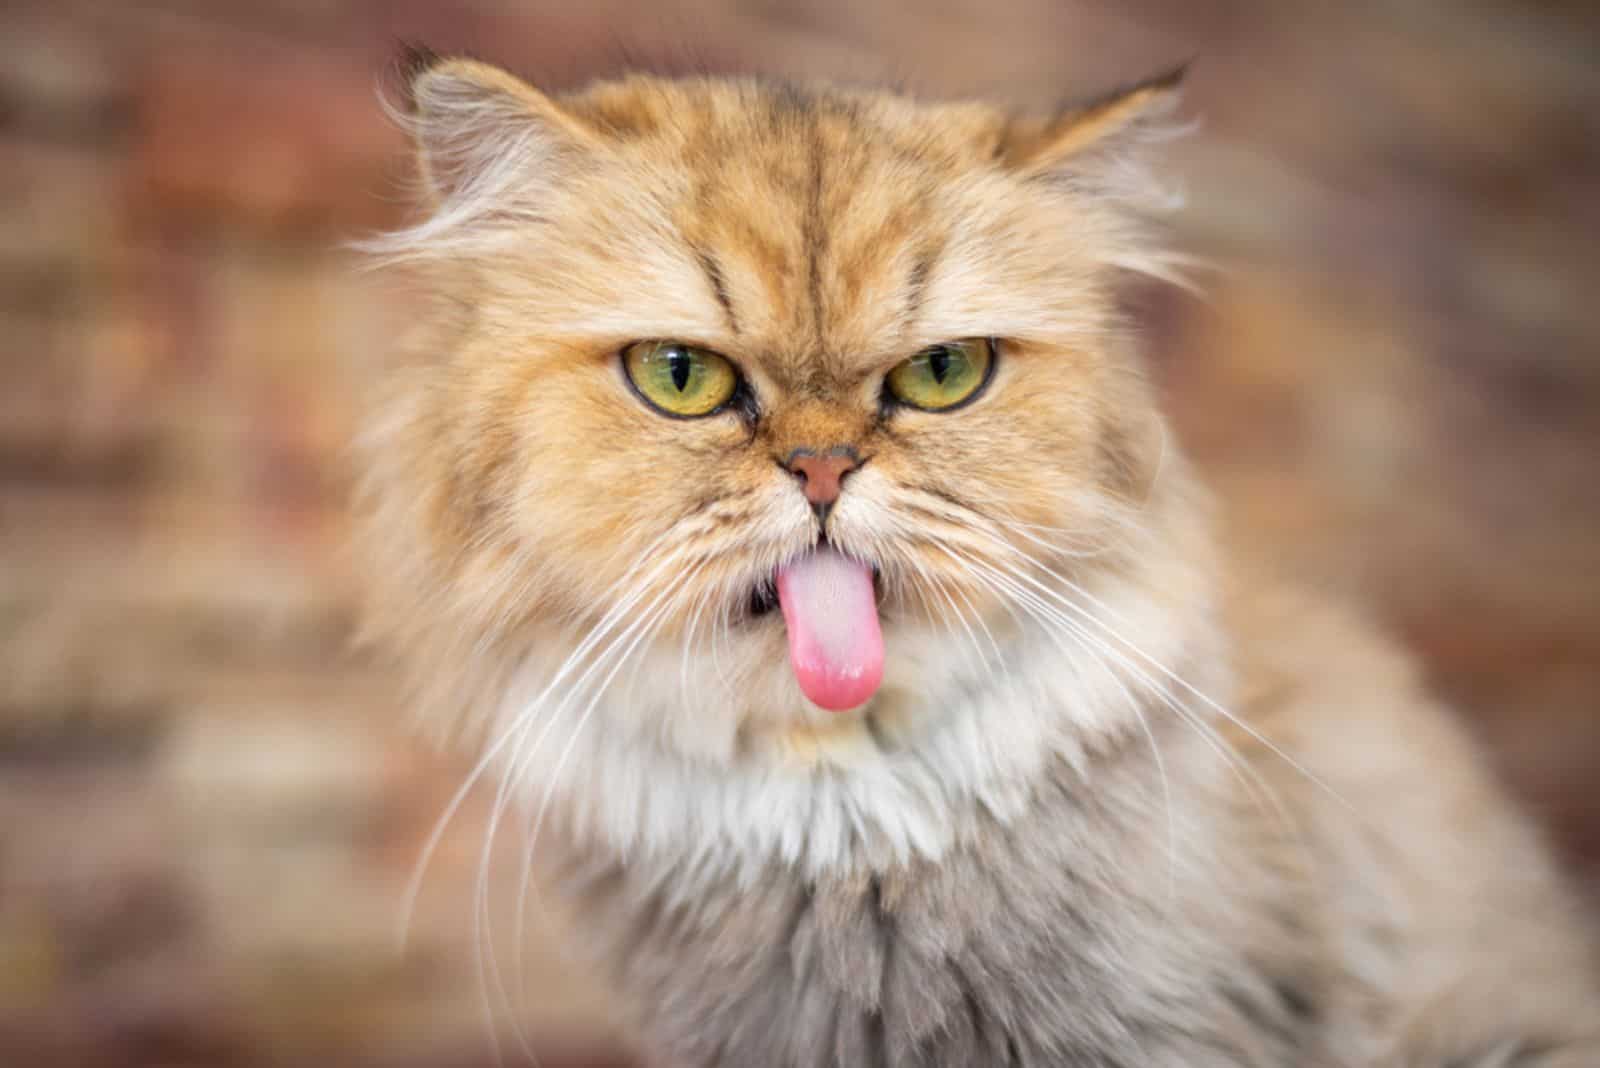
{"left": 937, "top": 542, "right": 1176, "bottom": 899}
{"left": 394, "top": 528, "right": 699, "bottom": 952}
{"left": 952, "top": 536, "right": 1311, "bottom": 852}
{"left": 478, "top": 545, "right": 697, "bottom": 1059}
{"left": 954, "top": 520, "right": 1348, "bottom": 812}
{"left": 526, "top": 562, "right": 703, "bottom": 876}
{"left": 486, "top": 550, "right": 701, "bottom": 1034}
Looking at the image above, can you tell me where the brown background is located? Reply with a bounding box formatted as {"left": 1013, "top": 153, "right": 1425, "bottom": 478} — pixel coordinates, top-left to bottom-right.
{"left": 1, "top": 1, "right": 1597, "bottom": 1065}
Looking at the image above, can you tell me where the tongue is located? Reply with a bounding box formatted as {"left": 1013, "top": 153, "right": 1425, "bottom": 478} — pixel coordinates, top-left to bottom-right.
{"left": 776, "top": 547, "right": 884, "bottom": 712}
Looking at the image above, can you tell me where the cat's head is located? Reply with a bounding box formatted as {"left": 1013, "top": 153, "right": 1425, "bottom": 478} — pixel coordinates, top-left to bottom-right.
{"left": 358, "top": 57, "right": 1203, "bottom": 768}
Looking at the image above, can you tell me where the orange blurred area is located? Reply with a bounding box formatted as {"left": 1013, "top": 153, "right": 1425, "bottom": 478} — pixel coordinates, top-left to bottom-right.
{"left": 1, "top": 1, "right": 1597, "bottom": 1064}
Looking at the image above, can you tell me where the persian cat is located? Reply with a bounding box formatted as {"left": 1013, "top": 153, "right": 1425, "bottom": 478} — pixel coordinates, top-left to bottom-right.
{"left": 356, "top": 53, "right": 1598, "bottom": 1066}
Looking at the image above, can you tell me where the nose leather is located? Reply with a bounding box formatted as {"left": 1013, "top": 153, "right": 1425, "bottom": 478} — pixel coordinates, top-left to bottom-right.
{"left": 785, "top": 447, "right": 860, "bottom": 520}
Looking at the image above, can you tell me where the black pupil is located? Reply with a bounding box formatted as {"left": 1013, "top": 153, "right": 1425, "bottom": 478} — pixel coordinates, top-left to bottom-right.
{"left": 667, "top": 348, "right": 692, "bottom": 391}
{"left": 928, "top": 347, "right": 951, "bottom": 384}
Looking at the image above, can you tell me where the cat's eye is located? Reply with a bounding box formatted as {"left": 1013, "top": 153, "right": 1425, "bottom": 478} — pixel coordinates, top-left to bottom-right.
{"left": 622, "top": 341, "right": 740, "bottom": 418}
{"left": 884, "top": 339, "right": 996, "bottom": 412}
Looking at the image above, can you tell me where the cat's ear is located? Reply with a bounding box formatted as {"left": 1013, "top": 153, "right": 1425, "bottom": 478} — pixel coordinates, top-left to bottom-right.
{"left": 363, "top": 51, "right": 601, "bottom": 263}
{"left": 398, "top": 52, "right": 596, "bottom": 208}
{"left": 1006, "top": 65, "right": 1187, "bottom": 176}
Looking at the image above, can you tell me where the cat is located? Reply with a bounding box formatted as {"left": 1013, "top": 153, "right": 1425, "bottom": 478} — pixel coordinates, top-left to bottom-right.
{"left": 354, "top": 53, "right": 1600, "bottom": 1067}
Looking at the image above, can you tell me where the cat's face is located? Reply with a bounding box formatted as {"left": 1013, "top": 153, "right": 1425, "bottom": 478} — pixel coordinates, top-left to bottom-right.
{"left": 361, "top": 61, "right": 1186, "bottom": 755}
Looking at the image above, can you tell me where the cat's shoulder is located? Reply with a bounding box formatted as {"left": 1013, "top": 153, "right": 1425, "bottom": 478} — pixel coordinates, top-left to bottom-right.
{"left": 1216, "top": 560, "right": 1473, "bottom": 780}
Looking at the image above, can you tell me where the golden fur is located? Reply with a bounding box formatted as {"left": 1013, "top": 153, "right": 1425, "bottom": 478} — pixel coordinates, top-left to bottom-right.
{"left": 356, "top": 57, "right": 1598, "bottom": 1064}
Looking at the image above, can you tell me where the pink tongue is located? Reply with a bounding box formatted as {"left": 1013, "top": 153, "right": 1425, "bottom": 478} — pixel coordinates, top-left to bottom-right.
{"left": 776, "top": 547, "right": 884, "bottom": 712}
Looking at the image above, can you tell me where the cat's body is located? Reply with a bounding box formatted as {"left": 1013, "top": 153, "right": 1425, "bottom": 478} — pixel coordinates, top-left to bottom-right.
{"left": 550, "top": 580, "right": 1598, "bottom": 1067}
{"left": 357, "top": 58, "right": 1598, "bottom": 1066}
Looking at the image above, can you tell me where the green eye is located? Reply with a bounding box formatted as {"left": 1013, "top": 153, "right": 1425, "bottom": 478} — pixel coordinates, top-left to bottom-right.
{"left": 885, "top": 339, "right": 995, "bottom": 411}
{"left": 623, "top": 341, "right": 740, "bottom": 418}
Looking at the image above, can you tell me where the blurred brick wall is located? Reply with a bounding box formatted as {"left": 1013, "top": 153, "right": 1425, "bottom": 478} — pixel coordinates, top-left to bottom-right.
{"left": 0, "top": 1, "right": 1596, "bottom": 1065}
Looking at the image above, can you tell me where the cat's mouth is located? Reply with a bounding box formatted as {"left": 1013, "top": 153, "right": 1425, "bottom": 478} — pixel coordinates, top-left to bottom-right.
{"left": 747, "top": 582, "right": 781, "bottom": 618}
{"left": 746, "top": 542, "right": 886, "bottom": 713}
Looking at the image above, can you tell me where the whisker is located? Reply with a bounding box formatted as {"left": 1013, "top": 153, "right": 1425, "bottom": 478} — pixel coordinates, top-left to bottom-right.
{"left": 526, "top": 563, "right": 701, "bottom": 874}
{"left": 939, "top": 569, "right": 1006, "bottom": 668}
{"left": 880, "top": 499, "right": 1296, "bottom": 843}
{"left": 950, "top": 538, "right": 1310, "bottom": 849}
{"left": 680, "top": 577, "right": 714, "bottom": 703}
{"left": 974, "top": 535, "right": 1349, "bottom": 811}
{"left": 501, "top": 564, "right": 706, "bottom": 1012}
{"left": 476, "top": 546, "right": 697, "bottom": 1057}
{"left": 917, "top": 484, "right": 1131, "bottom": 561}
{"left": 480, "top": 556, "right": 700, "bottom": 1029}
{"left": 420, "top": 533, "right": 701, "bottom": 1059}
{"left": 938, "top": 544, "right": 1176, "bottom": 898}
{"left": 394, "top": 532, "right": 691, "bottom": 954}
{"left": 898, "top": 553, "right": 996, "bottom": 673}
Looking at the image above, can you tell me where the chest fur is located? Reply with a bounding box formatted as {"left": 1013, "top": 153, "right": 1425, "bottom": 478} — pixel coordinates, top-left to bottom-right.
{"left": 552, "top": 758, "right": 1332, "bottom": 1068}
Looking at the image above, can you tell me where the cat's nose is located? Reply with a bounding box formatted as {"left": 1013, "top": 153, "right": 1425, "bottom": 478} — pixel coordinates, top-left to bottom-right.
{"left": 785, "top": 447, "right": 860, "bottom": 522}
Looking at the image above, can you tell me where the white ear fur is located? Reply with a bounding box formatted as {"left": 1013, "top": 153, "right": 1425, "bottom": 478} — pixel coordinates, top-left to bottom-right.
{"left": 363, "top": 58, "right": 594, "bottom": 264}
{"left": 1012, "top": 66, "right": 1198, "bottom": 289}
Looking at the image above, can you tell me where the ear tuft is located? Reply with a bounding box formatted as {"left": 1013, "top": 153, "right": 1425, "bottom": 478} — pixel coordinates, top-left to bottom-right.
{"left": 1009, "top": 63, "right": 1190, "bottom": 174}
{"left": 373, "top": 41, "right": 443, "bottom": 131}
{"left": 1004, "top": 64, "right": 1199, "bottom": 290}
{"left": 391, "top": 41, "right": 443, "bottom": 111}
{"left": 405, "top": 59, "right": 588, "bottom": 205}
{"left": 363, "top": 57, "right": 592, "bottom": 265}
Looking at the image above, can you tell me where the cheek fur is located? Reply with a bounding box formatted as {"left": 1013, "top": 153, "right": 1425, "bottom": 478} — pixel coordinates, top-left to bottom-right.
{"left": 484, "top": 358, "right": 820, "bottom": 630}
{"left": 826, "top": 349, "right": 1151, "bottom": 635}
{"left": 505, "top": 359, "right": 739, "bottom": 531}
{"left": 875, "top": 351, "right": 1115, "bottom": 524}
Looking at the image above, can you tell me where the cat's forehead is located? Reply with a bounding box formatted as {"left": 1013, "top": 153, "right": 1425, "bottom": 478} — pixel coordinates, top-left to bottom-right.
{"left": 568, "top": 79, "right": 1017, "bottom": 379}
{"left": 569, "top": 77, "right": 1009, "bottom": 168}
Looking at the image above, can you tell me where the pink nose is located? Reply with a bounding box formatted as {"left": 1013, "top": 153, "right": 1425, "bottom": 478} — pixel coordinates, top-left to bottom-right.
{"left": 786, "top": 448, "right": 859, "bottom": 519}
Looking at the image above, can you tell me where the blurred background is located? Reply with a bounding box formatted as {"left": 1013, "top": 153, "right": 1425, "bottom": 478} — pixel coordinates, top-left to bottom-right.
{"left": 1, "top": 0, "right": 1597, "bottom": 1064}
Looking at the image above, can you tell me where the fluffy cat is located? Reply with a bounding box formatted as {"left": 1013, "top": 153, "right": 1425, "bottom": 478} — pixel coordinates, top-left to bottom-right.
{"left": 355, "top": 54, "right": 1599, "bottom": 1066}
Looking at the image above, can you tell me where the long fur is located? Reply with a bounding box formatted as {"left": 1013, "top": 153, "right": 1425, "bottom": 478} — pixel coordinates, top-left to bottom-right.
{"left": 355, "top": 58, "right": 1600, "bottom": 1066}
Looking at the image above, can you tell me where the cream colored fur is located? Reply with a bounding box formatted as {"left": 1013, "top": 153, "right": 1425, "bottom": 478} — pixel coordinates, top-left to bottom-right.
{"left": 355, "top": 57, "right": 1599, "bottom": 1066}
